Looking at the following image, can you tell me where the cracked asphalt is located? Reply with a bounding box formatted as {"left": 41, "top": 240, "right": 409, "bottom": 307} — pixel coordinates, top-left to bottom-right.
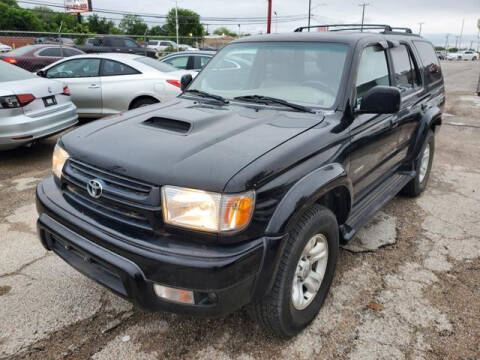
{"left": 1, "top": 61, "right": 479, "bottom": 360}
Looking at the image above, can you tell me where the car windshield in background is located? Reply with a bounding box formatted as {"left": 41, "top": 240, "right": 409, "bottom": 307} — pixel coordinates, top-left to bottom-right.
{"left": 188, "top": 42, "right": 349, "bottom": 108}
{"left": 134, "top": 57, "right": 177, "bottom": 73}
{"left": 0, "top": 61, "right": 36, "bottom": 81}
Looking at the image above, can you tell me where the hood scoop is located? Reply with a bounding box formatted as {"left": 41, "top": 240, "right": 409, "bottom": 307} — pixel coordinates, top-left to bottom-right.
{"left": 143, "top": 117, "right": 192, "bottom": 134}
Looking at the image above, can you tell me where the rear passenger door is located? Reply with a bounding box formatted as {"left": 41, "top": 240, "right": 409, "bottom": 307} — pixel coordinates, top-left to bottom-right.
{"left": 388, "top": 43, "right": 423, "bottom": 163}
{"left": 100, "top": 59, "right": 142, "bottom": 114}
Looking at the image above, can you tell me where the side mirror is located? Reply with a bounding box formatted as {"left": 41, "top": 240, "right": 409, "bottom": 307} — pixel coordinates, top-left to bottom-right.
{"left": 36, "top": 70, "right": 46, "bottom": 77}
{"left": 180, "top": 73, "right": 193, "bottom": 91}
{"left": 357, "top": 86, "right": 401, "bottom": 114}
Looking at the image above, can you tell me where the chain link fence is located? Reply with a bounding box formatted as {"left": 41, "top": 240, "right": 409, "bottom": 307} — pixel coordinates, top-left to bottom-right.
{"left": 0, "top": 30, "right": 237, "bottom": 72}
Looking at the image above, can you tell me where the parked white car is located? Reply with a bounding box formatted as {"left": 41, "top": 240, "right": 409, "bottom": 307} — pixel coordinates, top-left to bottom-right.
{"left": 37, "top": 53, "right": 195, "bottom": 118}
{"left": 147, "top": 40, "right": 178, "bottom": 52}
{"left": 178, "top": 44, "right": 198, "bottom": 51}
{"left": 0, "top": 61, "right": 77, "bottom": 150}
{"left": 0, "top": 43, "right": 12, "bottom": 53}
{"left": 447, "top": 51, "right": 478, "bottom": 61}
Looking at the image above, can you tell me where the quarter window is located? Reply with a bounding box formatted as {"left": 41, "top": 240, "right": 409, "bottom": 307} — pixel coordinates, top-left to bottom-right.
{"left": 413, "top": 41, "right": 442, "bottom": 84}
{"left": 124, "top": 39, "right": 138, "bottom": 48}
{"left": 356, "top": 46, "right": 390, "bottom": 100}
{"left": 101, "top": 59, "right": 139, "bottom": 76}
{"left": 46, "top": 58, "right": 101, "bottom": 78}
{"left": 390, "top": 44, "right": 420, "bottom": 91}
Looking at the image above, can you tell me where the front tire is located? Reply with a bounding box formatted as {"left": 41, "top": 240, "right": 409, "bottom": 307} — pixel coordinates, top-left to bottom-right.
{"left": 248, "top": 204, "right": 339, "bottom": 338}
{"left": 401, "top": 130, "right": 435, "bottom": 197}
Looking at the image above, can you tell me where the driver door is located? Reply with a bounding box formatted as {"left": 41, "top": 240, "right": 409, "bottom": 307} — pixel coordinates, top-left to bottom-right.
{"left": 46, "top": 58, "right": 102, "bottom": 116}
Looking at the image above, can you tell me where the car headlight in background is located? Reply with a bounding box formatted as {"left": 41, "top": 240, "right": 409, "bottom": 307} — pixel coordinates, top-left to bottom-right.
{"left": 52, "top": 144, "right": 70, "bottom": 179}
{"left": 161, "top": 185, "right": 255, "bottom": 232}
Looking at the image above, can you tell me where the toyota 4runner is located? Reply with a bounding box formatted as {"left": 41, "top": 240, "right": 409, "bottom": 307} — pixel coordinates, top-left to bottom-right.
{"left": 36, "top": 24, "right": 444, "bottom": 338}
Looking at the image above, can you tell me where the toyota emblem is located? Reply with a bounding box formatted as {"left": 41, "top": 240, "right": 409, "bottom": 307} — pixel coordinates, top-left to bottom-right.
{"left": 87, "top": 179, "right": 103, "bottom": 199}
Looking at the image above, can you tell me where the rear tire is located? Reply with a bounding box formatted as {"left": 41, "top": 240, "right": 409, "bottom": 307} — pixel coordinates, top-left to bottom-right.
{"left": 401, "top": 130, "right": 435, "bottom": 197}
{"left": 130, "top": 97, "right": 159, "bottom": 109}
{"left": 248, "top": 204, "right": 339, "bottom": 338}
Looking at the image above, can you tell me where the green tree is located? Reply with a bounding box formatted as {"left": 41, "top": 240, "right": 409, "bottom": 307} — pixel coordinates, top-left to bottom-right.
{"left": 0, "top": 1, "right": 44, "bottom": 31}
{"left": 86, "top": 14, "right": 116, "bottom": 34}
{"left": 119, "top": 14, "right": 148, "bottom": 35}
{"left": 213, "top": 27, "right": 237, "bottom": 37}
{"left": 164, "top": 8, "right": 204, "bottom": 45}
{"left": 149, "top": 25, "right": 168, "bottom": 36}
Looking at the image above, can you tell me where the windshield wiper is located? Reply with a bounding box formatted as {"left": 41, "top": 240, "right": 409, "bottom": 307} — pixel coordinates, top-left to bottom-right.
{"left": 183, "top": 89, "right": 229, "bottom": 104}
{"left": 233, "top": 95, "right": 315, "bottom": 113}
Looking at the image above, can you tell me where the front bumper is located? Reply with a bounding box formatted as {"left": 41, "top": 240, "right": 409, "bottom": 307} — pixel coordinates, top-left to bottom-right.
{"left": 0, "top": 103, "right": 78, "bottom": 150}
{"left": 36, "top": 177, "right": 285, "bottom": 317}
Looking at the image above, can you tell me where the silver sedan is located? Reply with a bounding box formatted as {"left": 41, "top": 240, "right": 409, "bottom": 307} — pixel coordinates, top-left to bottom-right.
{"left": 38, "top": 53, "right": 195, "bottom": 118}
{"left": 0, "top": 61, "right": 78, "bottom": 151}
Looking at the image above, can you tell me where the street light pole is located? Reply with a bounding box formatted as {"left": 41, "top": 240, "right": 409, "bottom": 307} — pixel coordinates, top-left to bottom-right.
{"left": 274, "top": 11, "right": 278, "bottom": 33}
{"left": 458, "top": 18, "right": 465, "bottom": 50}
{"left": 418, "top": 22, "right": 424, "bottom": 35}
{"left": 359, "top": 3, "right": 369, "bottom": 32}
{"left": 175, "top": 0, "right": 179, "bottom": 50}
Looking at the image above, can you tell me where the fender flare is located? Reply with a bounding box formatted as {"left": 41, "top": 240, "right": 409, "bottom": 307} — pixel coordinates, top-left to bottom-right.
{"left": 265, "top": 163, "right": 353, "bottom": 235}
{"left": 410, "top": 106, "right": 441, "bottom": 161}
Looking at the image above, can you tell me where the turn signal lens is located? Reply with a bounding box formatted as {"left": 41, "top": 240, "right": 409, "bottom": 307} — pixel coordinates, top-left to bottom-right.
{"left": 221, "top": 195, "right": 254, "bottom": 231}
{"left": 153, "top": 284, "right": 194, "bottom": 304}
{"left": 62, "top": 86, "right": 70, "bottom": 96}
{"left": 2, "top": 57, "right": 17, "bottom": 64}
{"left": 52, "top": 144, "right": 70, "bottom": 179}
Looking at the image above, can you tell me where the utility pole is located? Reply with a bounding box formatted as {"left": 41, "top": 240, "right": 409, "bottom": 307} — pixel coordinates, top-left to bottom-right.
{"left": 175, "top": 0, "right": 179, "bottom": 50}
{"left": 458, "top": 18, "right": 465, "bottom": 50}
{"left": 418, "top": 22, "right": 424, "bottom": 35}
{"left": 359, "top": 3, "right": 369, "bottom": 32}
{"left": 454, "top": 35, "right": 459, "bottom": 49}
{"left": 238, "top": 24, "right": 241, "bottom": 38}
{"left": 267, "top": 0, "right": 272, "bottom": 34}
{"left": 308, "top": 0, "right": 312, "bottom": 32}
{"left": 444, "top": 33, "right": 450, "bottom": 53}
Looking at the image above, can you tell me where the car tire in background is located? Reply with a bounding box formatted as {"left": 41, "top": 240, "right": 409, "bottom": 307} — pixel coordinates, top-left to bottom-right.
{"left": 402, "top": 130, "right": 435, "bottom": 197}
{"left": 248, "top": 204, "right": 339, "bottom": 338}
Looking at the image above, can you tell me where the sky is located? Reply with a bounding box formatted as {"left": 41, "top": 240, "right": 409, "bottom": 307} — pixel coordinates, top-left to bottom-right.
{"left": 24, "top": 0, "right": 480, "bottom": 47}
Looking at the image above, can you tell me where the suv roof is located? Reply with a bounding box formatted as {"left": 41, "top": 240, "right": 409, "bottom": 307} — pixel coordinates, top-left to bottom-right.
{"left": 234, "top": 24, "right": 424, "bottom": 46}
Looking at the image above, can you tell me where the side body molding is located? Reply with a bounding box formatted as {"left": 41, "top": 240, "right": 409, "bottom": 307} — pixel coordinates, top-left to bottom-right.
{"left": 265, "top": 163, "right": 353, "bottom": 235}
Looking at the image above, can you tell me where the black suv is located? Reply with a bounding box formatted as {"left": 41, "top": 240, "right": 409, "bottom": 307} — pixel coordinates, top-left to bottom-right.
{"left": 36, "top": 24, "right": 444, "bottom": 338}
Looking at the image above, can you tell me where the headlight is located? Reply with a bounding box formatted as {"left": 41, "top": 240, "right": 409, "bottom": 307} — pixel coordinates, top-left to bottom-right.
{"left": 161, "top": 185, "right": 255, "bottom": 232}
{"left": 52, "top": 144, "right": 70, "bottom": 179}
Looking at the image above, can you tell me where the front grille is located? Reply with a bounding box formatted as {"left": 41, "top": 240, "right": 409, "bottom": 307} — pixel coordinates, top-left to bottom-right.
{"left": 62, "top": 159, "right": 161, "bottom": 231}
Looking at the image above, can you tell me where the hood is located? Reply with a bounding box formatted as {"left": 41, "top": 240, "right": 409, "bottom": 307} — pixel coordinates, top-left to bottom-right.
{"left": 62, "top": 98, "right": 324, "bottom": 192}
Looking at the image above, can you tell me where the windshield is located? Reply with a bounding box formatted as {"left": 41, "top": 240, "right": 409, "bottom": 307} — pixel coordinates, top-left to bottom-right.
{"left": 0, "top": 61, "right": 36, "bottom": 81}
{"left": 134, "top": 57, "right": 177, "bottom": 73}
{"left": 188, "top": 42, "right": 349, "bottom": 108}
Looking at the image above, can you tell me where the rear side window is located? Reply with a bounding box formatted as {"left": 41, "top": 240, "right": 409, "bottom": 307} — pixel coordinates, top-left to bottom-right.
{"left": 163, "top": 55, "right": 189, "bottom": 69}
{"left": 63, "top": 48, "right": 83, "bottom": 57}
{"left": 390, "top": 44, "right": 421, "bottom": 92}
{"left": 101, "top": 59, "right": 140, "bottom": 76}
{"left": 38, "top": 48, "right": 62, "bottom": 57}
{"left": 356, "top": 45, "right": 390, "bottom": 100}
{"left": 413, "top": 41, "right": 442, "bottom": 84}
{"left": 46, "top": 58, "right": 101, "bottom": 78}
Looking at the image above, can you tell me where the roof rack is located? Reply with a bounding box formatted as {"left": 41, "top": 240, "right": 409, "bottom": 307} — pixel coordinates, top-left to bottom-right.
{"left": 293, "top": 24, "right": 414, "bottom": 35}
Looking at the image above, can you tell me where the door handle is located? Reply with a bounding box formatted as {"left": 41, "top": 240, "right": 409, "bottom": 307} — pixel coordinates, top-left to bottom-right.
{"left": 88, "top": 84, "right": 99, "bottom": 89}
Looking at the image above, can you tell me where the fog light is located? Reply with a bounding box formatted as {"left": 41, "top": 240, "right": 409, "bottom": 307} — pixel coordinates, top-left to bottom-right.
{"left": 153, "top": 284, "right": 194, "bottom": 304}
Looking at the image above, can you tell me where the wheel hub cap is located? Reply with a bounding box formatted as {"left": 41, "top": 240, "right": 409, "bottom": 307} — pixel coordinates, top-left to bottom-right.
{"left": 291, "top": 233, "right": 329, "bottom": 310}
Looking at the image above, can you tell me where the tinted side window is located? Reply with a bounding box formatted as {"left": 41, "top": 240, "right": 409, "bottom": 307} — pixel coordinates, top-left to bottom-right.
{"left": 101, "top": 59, "right": 140, "bottom": 76}
{"left": 193, "top": 55, "right": 211, "bottom": 70}
{"left": 63, "top": 48, "right": 82, "bottom": 57}
{"left": 413, "top": 41, "right": 442, "bottom": 84}
{"left": 38, "top": 48, "right": 62, "bottom": 57}
{"left": 356, "top": 46, "right": 390, "bottom": 100}
{"left": 46, "top": 59, "right": 101, "bottom": 78}
{"left": 110, "top": 38, "right": 124, "bottom": 47}
{"left": 125, "top": 39, "right": 138, "bottom": 48}
{"left": 390, "top": 44, "right": 421, "bottom": 92}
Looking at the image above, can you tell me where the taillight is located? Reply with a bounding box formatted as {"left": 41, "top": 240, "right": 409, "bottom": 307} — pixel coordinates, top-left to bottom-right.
{"left": 166, "top": 80, "right": 181, "bottom": 88}
{"left": 62, "top": 86, "right": 70, "bottom": 96}
{"left": 2, "top": 57, "right": 17, "bottom": 64}
{"left": 0, "top": 94, "right": 35, "bottom": 108}
{"left": 17, "top": 94, "right": 35, "bottom": 106}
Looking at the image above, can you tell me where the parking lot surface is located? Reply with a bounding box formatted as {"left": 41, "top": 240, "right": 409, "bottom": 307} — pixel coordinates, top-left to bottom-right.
{"left": 1, "top": 61, "right": 479, "bottom": 360}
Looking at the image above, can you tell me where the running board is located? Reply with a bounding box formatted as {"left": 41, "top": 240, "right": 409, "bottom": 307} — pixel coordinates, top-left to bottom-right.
{"left": 340, "top": 172, "right": 414, "bottom": 243}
